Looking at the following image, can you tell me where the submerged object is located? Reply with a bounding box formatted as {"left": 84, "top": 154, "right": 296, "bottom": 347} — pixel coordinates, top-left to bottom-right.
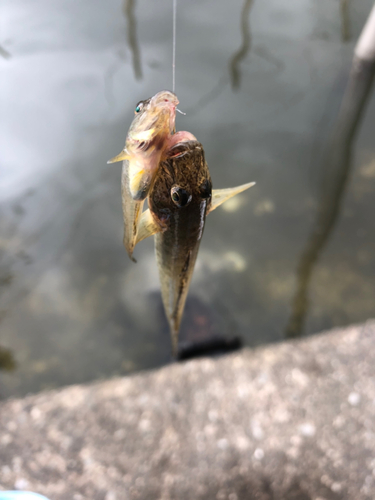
{"left": 135, "top": 139, "right": 255, "bottom": 355}
{"left": 107, "top": 90, "right": 179, "bottom": 260}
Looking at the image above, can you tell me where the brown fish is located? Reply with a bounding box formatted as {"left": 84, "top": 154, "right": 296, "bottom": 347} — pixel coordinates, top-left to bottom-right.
{"left": 107, "top": 90, "right": 180, "bottom": 260}
{"left": 135, "top": 139, "right": 255, "bottom": 355}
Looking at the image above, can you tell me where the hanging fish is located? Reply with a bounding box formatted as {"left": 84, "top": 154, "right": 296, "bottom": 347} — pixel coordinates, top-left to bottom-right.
{"left": 135, "top": 138, "right": 255, "bottom": 355}
{"left": 107, "top": 90, "right": 180, "bottom": 261}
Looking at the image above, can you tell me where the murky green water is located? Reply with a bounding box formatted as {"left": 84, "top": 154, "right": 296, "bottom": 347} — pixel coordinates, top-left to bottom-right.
{"left": 1, "top": 0, "right": 375, "bottom": 398}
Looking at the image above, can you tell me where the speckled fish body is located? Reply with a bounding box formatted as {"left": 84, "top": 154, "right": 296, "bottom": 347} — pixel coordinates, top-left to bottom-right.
{"left": 108, "top": 90, "right": 179, "bottom": 260}
{"left": 134, "top": 139, "right": 255, "bottom": 355}
{"left": 148, "top": 140, "right": 212, "bottom": 354}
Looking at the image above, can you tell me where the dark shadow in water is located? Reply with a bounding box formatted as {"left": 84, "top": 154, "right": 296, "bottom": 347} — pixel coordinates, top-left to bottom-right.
{"left": 187, "top": 75, "right": 228, "bottom": 115}
{"left": 178, "top": 336, "right": 242, "bottom": 361}
{"left": 188, "top": 0, "right": 255, "bottom": 114}
{"left": 285, "top": 57, "right": 375, "bottom": 338}
{"left": 340, "top": 0, "right": 351, "bottom": 42}
{"left": 253, "top": 45, "right": 285, "bottom": 74}
{"left": 188, "top": 0, "right": 254, "bottom": 114}
{"left": 229, "top": 0, "right": 254, "bottom": 90}
{"left": 155, "top": 293, "right": 243, "bottom": 360}
{"left": 123, "top": 0, "right": 142, "bottom": 80}
{"left": 0, "top": 346, "right": 16, "bottom": 371}
{"left": 0, "top": 45, "right": 11, "bottom": 59}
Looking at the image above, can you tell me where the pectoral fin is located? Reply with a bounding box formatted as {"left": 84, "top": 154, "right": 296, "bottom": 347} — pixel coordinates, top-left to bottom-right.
{"left": 208, "top": 182, "right": 256, "bottom": 213}
{"left": 128, "top": 166, "right": 153, "bottom": 201}
{"left": 135, "top": 209, "right": 162, "bottom": 245}
{"left": 107, "top": 150, "right": 130, "bottom": 164}
{"left": 132, "top": 128, "right": 155, "bottom": 141}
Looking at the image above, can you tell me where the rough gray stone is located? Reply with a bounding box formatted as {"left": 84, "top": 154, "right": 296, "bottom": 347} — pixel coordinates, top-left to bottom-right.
{"left": 1, "top": 321, "right": 375, "bottom": 500}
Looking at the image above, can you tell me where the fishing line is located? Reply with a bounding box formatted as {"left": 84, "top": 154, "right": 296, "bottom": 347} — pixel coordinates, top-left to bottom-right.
{"left": 172, "top": 0, "right": 186, "bottom": 115}
{"left": 172, "top": 0, "right": 177, "bottom": 93}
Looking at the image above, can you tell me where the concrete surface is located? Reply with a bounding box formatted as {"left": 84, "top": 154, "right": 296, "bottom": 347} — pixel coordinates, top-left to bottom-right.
{"left": 0, "top": 321, "right": 375, "bottom": 500}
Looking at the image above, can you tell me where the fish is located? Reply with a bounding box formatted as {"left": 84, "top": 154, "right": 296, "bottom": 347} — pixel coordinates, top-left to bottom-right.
{"left": 135, "top": 138, "right": 255, "bottom": 355}
{"left": 107, "top": 90, "right": 181, "bottom": 261}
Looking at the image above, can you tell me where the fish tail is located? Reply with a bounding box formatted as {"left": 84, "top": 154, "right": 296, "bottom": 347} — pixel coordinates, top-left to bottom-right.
{"left": 170, "top": 324, "right": 180, "bottom": 359}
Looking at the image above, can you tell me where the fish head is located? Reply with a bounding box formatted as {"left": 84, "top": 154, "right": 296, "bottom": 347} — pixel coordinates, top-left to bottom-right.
{"left": 124, "top": 90, "right": 179, "bottom": 200}
{"left": 127, "top": 90, "right": 179, "bottom": 157}
{"left": 108, "top": 90, "right": 180, "bottom": 199}
{"left": 149, "top": 90, "right": 179, "bottom": 135}
{"left": 149, "top": 139, "right": 212, "bottom": 227}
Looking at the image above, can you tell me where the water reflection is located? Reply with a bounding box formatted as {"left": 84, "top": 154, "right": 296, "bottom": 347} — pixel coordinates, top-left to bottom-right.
{"left": 0, "top": 45, "right": 11, "bottom": 59}
{"left": 340, "top": 0, "right": 351, "bottom": 42}
{"left": 285, "top": 57, "right": 375, "bottom": 338}
{"left": 189, "top": 0, "right": 254, "bottom": 113}
{"left": 187, "top": 75, "right": 228, "bottom": 114}
{"left": 123, "top": 0, "right": 142, "bottom": 80}
{"left": 229, "top": 0, "right": 253, "bottom": 90}
{"left": 253, "top": 45, "right": 284, "bottom": 75}
{"left": 2, "top": 0, "right": 375, "bottom": 398}
{"left": 0, "top": 346, "right": 16, "bottom": 371}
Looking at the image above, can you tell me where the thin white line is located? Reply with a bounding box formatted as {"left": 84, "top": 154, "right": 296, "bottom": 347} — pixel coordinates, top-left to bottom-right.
{"left": 197, "top": 200, "right": 207, "bottom": 240}
{"left": 172, "top": 0, "right": 177, "bottom": 92}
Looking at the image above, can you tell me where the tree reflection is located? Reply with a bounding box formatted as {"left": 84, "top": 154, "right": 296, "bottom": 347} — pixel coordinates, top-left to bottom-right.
{"left": 340, "top": 0, "right": 351, "bottom": 42}
{"left": 229, "top": 0, "right": 253, "bottom": 90}
{"left": 285, "top": 55, "right": 375, "bottom": 338}
{"left": 123, "top": 0, "right": 143, "bottom": 80}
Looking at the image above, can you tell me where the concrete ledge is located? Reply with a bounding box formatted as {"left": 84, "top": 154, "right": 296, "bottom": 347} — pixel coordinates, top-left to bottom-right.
{"left": 1, "top": 321, "right": 375, "bottom": 500}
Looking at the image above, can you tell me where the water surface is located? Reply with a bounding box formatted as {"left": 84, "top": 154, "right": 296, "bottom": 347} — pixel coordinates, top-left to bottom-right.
{"left": 1, "top": 0, "right": 375, "bottom": 398}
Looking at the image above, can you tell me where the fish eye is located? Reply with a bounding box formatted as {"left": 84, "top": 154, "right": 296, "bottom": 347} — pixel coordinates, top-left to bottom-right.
{"left": 199, "top": 179, "right": 212, "bottom": 199}
{"left": 171, "top": 186, "right": 192, "bottom": 207}
{"left": 135, "top": 102, "right": 144, "bottom": 114}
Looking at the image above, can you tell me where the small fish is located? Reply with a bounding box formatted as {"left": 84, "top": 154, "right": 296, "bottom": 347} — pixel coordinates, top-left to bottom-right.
{"left": 107, "top": 90, "right": 180, "bottom": 260}
{"left": 135, "top": 139, "right": 255, "bottom": 355}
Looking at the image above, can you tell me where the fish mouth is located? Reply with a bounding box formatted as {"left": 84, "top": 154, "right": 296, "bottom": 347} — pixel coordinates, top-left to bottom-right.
{"left": 150, "top": 90, "right": 179, "bottom": 107}
{"left": 150, "top": 90, "right": 179, "bottom": 134}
